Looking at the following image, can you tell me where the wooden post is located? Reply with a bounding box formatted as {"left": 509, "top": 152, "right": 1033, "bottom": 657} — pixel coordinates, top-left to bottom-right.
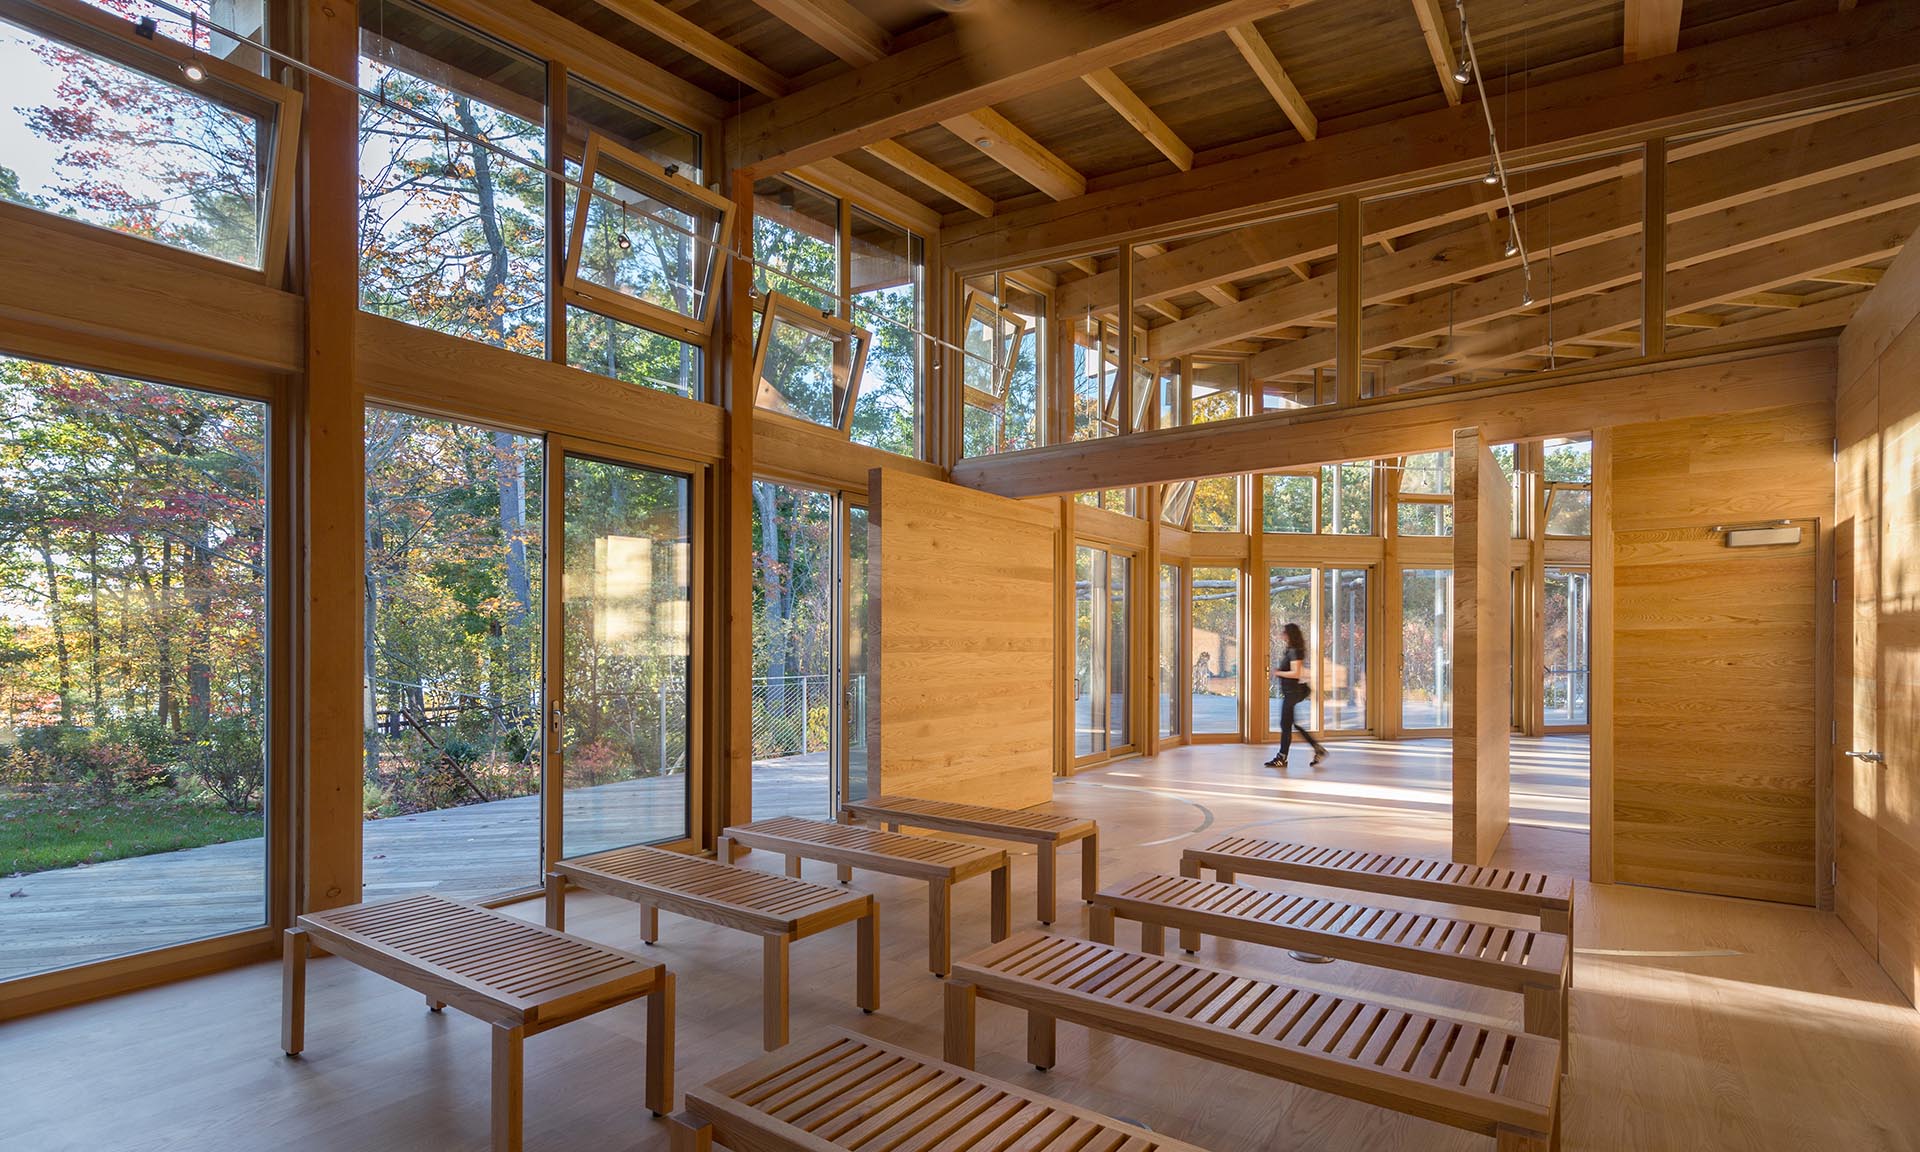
{"left": 280, "top": 928, "right": 307, "bottom": 1056}
{"left": 721, "top": 173, "right": 758, "bottom": 843}
{"left": 1452, "top": 428, "right": 1513, "bottom": 865}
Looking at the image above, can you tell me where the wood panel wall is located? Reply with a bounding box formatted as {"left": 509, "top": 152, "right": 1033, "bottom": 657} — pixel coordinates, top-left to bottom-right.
{"left": 1607, "top": 399, "right": 1835, "bottom": 905}
{"left": 1452, "top": 429, "right": 1513, "bottom": 866}
{"left": 868, "top": 468, "right": 1058, "bottom": 808}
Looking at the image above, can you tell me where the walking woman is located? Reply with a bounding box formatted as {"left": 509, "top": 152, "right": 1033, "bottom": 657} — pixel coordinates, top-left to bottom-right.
{"left": 1268, "top": 622, "right": 1328, "bottom": 769}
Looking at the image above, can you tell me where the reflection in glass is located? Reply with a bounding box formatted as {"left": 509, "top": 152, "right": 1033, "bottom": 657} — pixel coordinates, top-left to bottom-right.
{"left": 1401, "top": 568, "right": 1452, "bottom": 729}
{"left": 750, "top": 482, "right": 834, "bottom": 819}
{"left": 752, "top": 295, "right": 868, "bottom": 431}
{"left": 1074, "top": 547, "right": 1103, "bottom": 756}
{"left": 1108, "top": 557, "right": 1130, "bottom": 750}
{"left": 566, "top": 306, "right": 702, "bottom": 399}
{"left": 1190, "top": 567, "right": 1240, "bottom": 735}
{"left": 1544, "top": 567, "right": 1591, "bottom": 726}
{"left": 1321, "top": 569, "right": 1369, "bottom": 730}
{"left": 1546, "top": 488, "right": 1593, "bottom": 536}
{"left": 845, "top": 507, "right": 870, "bottom": 802}
{"left": 850, "top": 211, "right": 922, "bottom": 456}
{"left": 1319, "top": 462, "right": 1373, "bottom": 533}
{"left": 1266, "top": 568, "right": 1312, "bottom": 731}
{"left": 1159, "top": 564, "right": 1181, "bottom": 739}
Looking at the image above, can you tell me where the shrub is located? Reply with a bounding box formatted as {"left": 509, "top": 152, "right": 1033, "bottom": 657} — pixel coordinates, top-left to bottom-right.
{"left": 186, "top": 716, "right": 265, "bottom": 813}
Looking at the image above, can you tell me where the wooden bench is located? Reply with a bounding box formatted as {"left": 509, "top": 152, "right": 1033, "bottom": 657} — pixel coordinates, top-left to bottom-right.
{"left": 1091, "top": 871, "right": 1569, "bottom": 1045}
{"left": 546, "top": 844, "right": 878, "bottom": 1051}
{"left": 1182, "top": 839, "right": 1575, "bottom": 941}
{"left": 841, "top": 794, "right": 1098, "bottom": 924}
{"left": 719, "top": 815, "right": 1010, "bottom": 977}
{"left": 283, "top": 893, "right": 673, "bottom": 1152}
{"left": 946, "top": 931, "right": 1561, "bottom": 1152}
{"left": 665, "top": 1027, "right": 1208, "bottom": 1152}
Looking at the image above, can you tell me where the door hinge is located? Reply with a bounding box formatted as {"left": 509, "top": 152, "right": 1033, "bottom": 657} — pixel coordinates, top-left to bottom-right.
{"left": 1832, "top": 579, "right": 1839, "bottom": 605}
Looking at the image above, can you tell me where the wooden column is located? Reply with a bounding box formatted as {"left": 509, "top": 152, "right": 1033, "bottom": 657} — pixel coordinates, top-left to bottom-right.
{"left": 1452, "top": 428, "right": 1512, "bottom": 865}
{"left": 721, "top": 173, "right": 758, "bottom": 840}
{"left": 301, "top": 0, "right": 364, "bottom": 911}
{"left": 1589, "top": 430, "right": 1615, "bottom": 883}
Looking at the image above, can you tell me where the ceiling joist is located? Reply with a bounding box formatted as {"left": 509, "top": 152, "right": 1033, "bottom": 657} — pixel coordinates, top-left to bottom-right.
{"left": 942, "top": 108, "right": 1088, "bottom": 201}
{"left": 745, "top": 0, "right": 890, "bottom": 65}
{"left": 1409, "top": 0, "right": 1463, "bottom": 107}
{"left": 1624, "top": 0, "right": 1684, "bottom": 64}
{"left": 597, "top": 0, "right": 790, "bottom": 95}
{"left": 1226, "top": 23, "right": 1318, "bottom": 140}
{"left": 1083, "top": 68, "right": 1196, "bottom": 171}
{"left": 862, "top": 140, "right": 996, "bottom": 217}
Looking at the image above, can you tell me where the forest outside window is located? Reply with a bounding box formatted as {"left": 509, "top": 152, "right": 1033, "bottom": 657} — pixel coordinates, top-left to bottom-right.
{"left": 0, "top": 0, "right": 298, "bottom": 277}
{"left": 1543, "top": 436, "right": 1593, "bottom": 537}
{"left": 1395, "top": 450, "right": 1453, "bottom": 537}
{"left": 1262, "top": 474, "right": 1315, "bottom": 534}
{"left": 751, "top": 291, "right": 870, "bottom": 433}
{"left": 1320, "top": 462, "right": 1375, "bottom": 534}
{"left": 849, "top": 209, "right": 922, "bottom": 456}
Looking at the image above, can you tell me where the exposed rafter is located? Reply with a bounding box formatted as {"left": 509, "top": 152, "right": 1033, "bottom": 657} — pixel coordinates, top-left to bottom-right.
{"left": 597, "top": 0, "right": 790, "bottom": 96}
{"left": 1624, "top": 0, "right": 1684, "bottom": 63}
{"left": 744, "top": 0, "right": 890, "bottom": 65}
{"left": 1226, "top": 23, "right": 1318, "bottom": 140}
{"left": 1409, "top": 0, "right": 1463, "bottom": 107}
{"left": 862, "top": 140, "right": 996, "bottom": 217}
{"left": 941, "top": 109, "right": 1088, "bottom": 201}
{"left": 1083, "top": 68, "right": 1195, "bottom": 170}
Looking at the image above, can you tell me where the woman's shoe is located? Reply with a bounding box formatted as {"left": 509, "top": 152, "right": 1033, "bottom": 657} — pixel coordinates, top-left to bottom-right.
{"left": 1310, "top": 748, "right": 1328, "bottom": 766}
{"left": 1265, "top": 755, "right": 1286, "bottom": 768}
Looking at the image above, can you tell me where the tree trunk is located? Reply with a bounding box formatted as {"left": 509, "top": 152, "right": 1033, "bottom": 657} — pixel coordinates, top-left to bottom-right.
{"left": 187, "top": 534, "right": 214, "bottom": 733}
{"left": 87, "top": 532, "right": 103, "bottom": 724}
{"left": 36, "top": 533, "right": 73, "bottom": 727}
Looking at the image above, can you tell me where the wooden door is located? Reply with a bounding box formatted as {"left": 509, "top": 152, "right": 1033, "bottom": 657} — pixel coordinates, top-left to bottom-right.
{"left": 1875, "top": 321, "right": 1920, "bottom": 1003}
{"left": 1833, "top": 520, "right": 1878, "bottom": 950}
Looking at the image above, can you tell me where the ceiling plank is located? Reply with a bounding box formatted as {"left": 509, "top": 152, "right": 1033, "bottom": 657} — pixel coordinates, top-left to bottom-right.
{"left": 597, "top": 0, "right": 790, "bottom": 95}
{"left": 939, "top": 1, "right": 1920, "bottom": 269}
{"left": 1624, "top": 0, "right": 1685, "bottom": 64}
{"left": 1084, "top": 68, "right": 1196, "bottom": 170}
{"left": 1409, "top": 0, "right": 1463, "bottom": 107}
{"left": 725, "top": 0, "right": 1321, "bottom": 176}
{"left": 744, "top": 0, "right": 890, "bottom": 65}
{"left": 862, "top": 140, "right": 995, "bottom": 217}
{"left": 1666, "top": 290, "right": 1861, "bottom": 352}
{"left": 941, "top": 108, "right": 1088, "bottom": 201}
{"left": 1226, "top": 23, "right": 1318, "bottom": 140}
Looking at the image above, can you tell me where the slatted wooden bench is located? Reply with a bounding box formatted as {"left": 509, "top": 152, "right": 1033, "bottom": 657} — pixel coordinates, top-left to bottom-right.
{"left": 841, "top": 795, "right": 1099, "bottom": 924}
{"left": 1181, "top": 839, "right": 1575, "bottom": 940}
{"left": 665, "top": 1027, "right": 1208, "bottom": 1152}
{"left": 546, "top": 843, "right": 878, "bottom": 1051}
{"left": 1090, "top": 871, "right": 1569, "bottom": 1044}
{"left": 720, "top": 815, "right": 1010, "bottom": 977}
{"left": 946, "top": 932, "right": 1561, "bottom": 1152}
{"left": 283, "top": 893, "right": 673, "bottom": 1152}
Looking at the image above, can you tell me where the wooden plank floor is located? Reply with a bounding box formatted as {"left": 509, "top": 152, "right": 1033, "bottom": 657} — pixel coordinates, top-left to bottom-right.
{"left": 4, "top": 738, "right": 1917, "bottom": 1151}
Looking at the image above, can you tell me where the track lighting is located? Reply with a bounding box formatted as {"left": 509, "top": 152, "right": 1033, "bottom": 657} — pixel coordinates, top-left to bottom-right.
{"left": 181, "top": 60, "right": 206, "bottom": 82}
{"left": 615, "top": 232, "right": 632, "bottom": 250}
{"left": 1453, "top": 58, "right": 1471, "bottom": 85}
{"left": 1482, "top": 158, "right": 1500, "bottom": 186}
{"left": 1504, "top": 234, "right": 1520, "bottom": 258}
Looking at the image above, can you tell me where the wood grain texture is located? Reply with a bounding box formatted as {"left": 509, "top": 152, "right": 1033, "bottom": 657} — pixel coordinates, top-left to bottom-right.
{"left": 869, "top": 469, "right": 1057, "bottom": 808}
{"left": 1454, "top": 429, "right": 1513, "bottom": 866}
{"left": 1610, "top": 402, "right": 1834, "bottom": 905}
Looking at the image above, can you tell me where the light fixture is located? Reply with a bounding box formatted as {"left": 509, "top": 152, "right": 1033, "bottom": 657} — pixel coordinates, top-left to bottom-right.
{"left": 974, "top": 137, "right": 993, "bottom": 149}
{"left": 615, "top": 232, "right": 632, "bottom": 250}
{"left": 1482, "top": 157, "right": 1500, "bottom": 186}
{"left": 1503, "top": 233, "right": 1520, "bottom": 258}
{"left": 1453, "top": 58, "right": 1472, "bottom": 85}
{"left": 181, "top": 60, "right": 206, "bottom": 82}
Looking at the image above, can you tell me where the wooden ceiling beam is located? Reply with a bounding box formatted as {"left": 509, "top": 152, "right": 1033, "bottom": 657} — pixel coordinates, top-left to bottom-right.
{"left": 861, "top": 140, "right": 995, "bottom": 217}
{"left": 597, "top": 0, "right": 790, "bottom": 95}
{"left": 1666, "top": 290, "right": 1862, "bottom": 352}
{"left": 1806, "top": 266, "right": 1884, "bottom": 285}
{"left": 725, "top": 0, "right": 1320, "bottom": 176}
{"left": 744, "top": 0, "right": 890, "bottom": 65}
{"left": 941, "top": 108, "right": 1087, "bottom": 201}
{"left": 790, "top": 158, "right": 942, "bottom": 234}
{"left": 1226, "top": 23, "right": 1318, "bottom": 141}
{"left": 1409, "top": 0, "right": 1464, "bottom": 107}
{"left": 1084, "top": 68, "right": 1196, "bottom": 171}
{"left": 1624, "top": 0, "right": 1684, "bottom": 64}
{"left": 939, "top": 2, "right": 1920, "bottom": 269}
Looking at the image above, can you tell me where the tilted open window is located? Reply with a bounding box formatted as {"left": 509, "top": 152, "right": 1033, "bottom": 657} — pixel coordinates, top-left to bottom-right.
{"left": 1161, "top": 480, "right": 1196, "bottom": 529}
{"left": 959, "top": 290, "right": 1027, "bottom": 406}
{"left": 750, "top": 291, "right": 871, "bottom": 433}
{"left": 564, "top": 132, "right": 735, "bottom": 341}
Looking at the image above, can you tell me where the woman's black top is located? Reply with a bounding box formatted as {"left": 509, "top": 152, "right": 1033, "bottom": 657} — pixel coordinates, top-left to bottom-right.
{"left": 1278, "top": 646, "right": 1310, "bottom": 699}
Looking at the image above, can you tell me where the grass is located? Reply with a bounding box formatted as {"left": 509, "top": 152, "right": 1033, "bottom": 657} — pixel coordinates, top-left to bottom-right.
{"left": 0, "top": 787, "right": 261, "bottom": 875}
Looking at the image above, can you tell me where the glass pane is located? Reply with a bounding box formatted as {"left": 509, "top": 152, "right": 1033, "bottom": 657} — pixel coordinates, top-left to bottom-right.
{"left": 567, "top": 306, "right": 702, "bottom": 399}
{"left": 574, "top": 156, "right": 727, "bottom": 329}
{"left": 750, "top": 482, "right": 833, "bottom": 819}
{"left": 1544, "top": 567, "right": 1591, "bottom": 726}
{"left": 1161, "top": 480, "right": 1195, "bottom": 528}
{"left": 76, "top": 0, "right": 265, "bottom": 68}
{"left": 1262, "top": 475, "right": 1315, "bottom": 533}
{"left": 1003, "top": 308, "right": 1043, "bottom": 451}
{"left": 1546, "top": 488, "right": 1593, "bottom": 536}
{"left": 962, "top": 403, "right": 1003, "bottom": 458}
{"left": 1, "top": 13, "right": 265, "bottom": 265}
{"left": 1397, "top": 501, "right": 1454, "bottom": 537}
{"left": 1321, "top": 568, "right": 1369, "bottom": 731}
{"left": 364, "top": 410, "right": 542, "bottom": 900}
{"left": 1399, "top": 450, "right": 1452, "bottom": 495}
{"left": 1401, "top": 568, "right": 1453, "bottom": 729}
{"left": 753, "top": 176, "right": 837, "bottom": 312}
{"left": 755, "top": 308, "right": 863, "bottom": 429}
{"left": 1543, "top": 437, "right": 1592, "bottom": 482}
{"left": 358, "top": 1, "right": 547, "bottom": 353}
{"left": 1192, "top": 476, "right": 1239, "bottom": 532}
{"left": 845, "top": 507, "right": 870, "bottom": 803}
{"left": 0, "top": 356, "right": 268, "bottom": 980}
{"left": 850, "top": 210, "right": 921, "bottom": 456}
{"left": 1319, "top": 462, "right": 1373, "bottom": 534}
{"left": 1071, "top": 314, "right": 1120, "bottom": 441}
{"left": 1190, "top": 362, "right": 1242, "bottom": 423}
{"left": 567, "top": 77, "right": 698, "bottom": 180}
{"left": 1265, "top": 568, "right": 1312, "bottom": 731}
{"left": 1155, "top": 362, "right": 1180, "bottom": 430}
{"left": 1158, "top": 564, "right": 1180, "bottom": 739}
{"left": 1074, "top": 547, "right": 1105, "bottom": 756}
{"left": 561, "top": 456, "right": 692, "bottom": 856}
{"left": 1190, "top": 567, "right": 1240, "bottom": 735}
{"left": 1108, "top": 556, "right": 1130, "bottom": 749}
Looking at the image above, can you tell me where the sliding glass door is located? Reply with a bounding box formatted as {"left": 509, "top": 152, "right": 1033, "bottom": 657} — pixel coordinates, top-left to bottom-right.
{"left": 1265, "top": 565, "right": 1371, "bottom": 736}
{"left": 1544, "top": 567, "right": 1592, "bottom": 728}
{"left": 1075, "top": 546, "right": 1133, "bottom": 760}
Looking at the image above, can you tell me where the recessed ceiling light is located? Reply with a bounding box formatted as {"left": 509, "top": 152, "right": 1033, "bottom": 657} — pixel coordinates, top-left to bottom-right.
{"left": 974, "top": 136, "right": 993, "bottom": 148}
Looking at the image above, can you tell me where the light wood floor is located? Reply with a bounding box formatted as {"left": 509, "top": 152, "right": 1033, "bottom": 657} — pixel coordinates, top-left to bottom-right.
{"left": 3, "top": 739, "right": 1916, "bottom": 1152}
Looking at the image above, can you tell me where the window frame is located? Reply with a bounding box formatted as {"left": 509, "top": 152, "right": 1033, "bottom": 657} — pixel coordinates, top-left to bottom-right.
{"left": 749, "top": 289, "right": 872, "bottom": 436}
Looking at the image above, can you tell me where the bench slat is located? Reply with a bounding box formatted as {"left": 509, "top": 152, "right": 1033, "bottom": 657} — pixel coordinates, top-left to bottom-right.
{"left": 846, "top": 795, "right": 1095, "bottom": 841}
{"left": 556, "top": 844, "right": 868, "bottom": 936}
{"left": 725, "top": 816, "right": 1005, "bottom": 881}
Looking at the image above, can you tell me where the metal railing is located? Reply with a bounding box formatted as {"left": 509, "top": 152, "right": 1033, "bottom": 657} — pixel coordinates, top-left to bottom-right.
{"left": 752, "top": 674, "right": 866, "bottom": 760}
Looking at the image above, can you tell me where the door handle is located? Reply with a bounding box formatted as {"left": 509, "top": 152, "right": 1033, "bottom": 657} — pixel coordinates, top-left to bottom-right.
{"left": 1843, "top": 749, "right": 1886, "bottom": 764}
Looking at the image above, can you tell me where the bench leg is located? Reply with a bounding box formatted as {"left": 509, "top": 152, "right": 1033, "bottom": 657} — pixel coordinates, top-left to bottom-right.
{"left": 648, "top": 971, "right": 676, "bottom": 1117}
{"left": 1140, "top": 920, "right": 1166, "bottom": 956}
{"left": 990, "top": 866, "right": 1010, "bottom": 943}
{"left": 856, "top": 900, "right": 880, "bottom": 1013}
{"left": 544, "top": 872, "right": 565, "bottom": 930}
{"left": 666, "top": 1113, "right": 713, "bottom": 1152}
{"left": 837, "top": 864, "right": 853, "bottom": 885}
{"left": 1089, "top": 904, "right": 1115, "bottom": 945}
{"left": 1038, "top": 843, "right": 1057, "bottom": 925}
{"left": 943, "top": 981, "right": 977, "bottom": 1068}
{"left": 763, "top": 934, "right": 790, "bottom": 1051}
{"left": 716, "top": 835, "right": 736, "bottom": 864}
{"left": 785, "top": 854, "right": 803, "bottom": 879}
{"left": 1496, "top": 1125, "right": 1551, "bottom": 1152}
{"left": 1027, "top": 1012, "right": 1056, "bottom": 1071}
{"left": 1081, "top": 831, "right": 1099, "bottom": 903}
{"left": 1216, "top": 868, "right": 1235, "bottom": 885}
{"left": 492, "top": 1023, "right": 524, "bottom": 1152}
{"left": 640, "top": 903, "right": 659, "bottom": 945}
{"left": 1177, "top": 858, "right": 1202, "bottom": 952}
{"left": 929, "top": 880, "right": 952, "bottom": 976}
{"left": 426, "top": 995, "right": 445, "bottom": 1012}
{"left": 281, "top": 928, "right": 307, "bottom": 1056}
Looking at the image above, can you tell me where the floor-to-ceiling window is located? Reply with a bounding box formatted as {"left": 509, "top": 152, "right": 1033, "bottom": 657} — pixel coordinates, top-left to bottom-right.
{"left": 1266, "top": 567, "right": 1313, "bottom": 732}
{"left": 750, "top": 481, "right": 834, "bottom": 818}
{"left": 844, "top": 507, "right": 870, "bottom": 802}
{"left": 1191, "top": 567, "right": 1241, "bottom": 736}
{"left": 363, "top": 409, "right": 543, "bottom": 900}
{"left": 1545, "top": 567, "right": 1592, "bottom": 727}
{"left": 1321, "top": 568, "right": 1370, "bottom": 730}
{"left": 1108, "top": 555, "right": 1131, "bottom": 751}
{"left": 1075, "top": 546, "right": 1132, "bottom": 758}
{"left": 1401, "top": 568, "right": 1453, "bottom": 730}
{"left": 1158, "top": 563, "right": 1183, "bottom": 741}
{"left": 0, "top": 357, "right": 270, "bottom": 981}
{"left": 559, "top": 453, "right": 694, "bottom": 856}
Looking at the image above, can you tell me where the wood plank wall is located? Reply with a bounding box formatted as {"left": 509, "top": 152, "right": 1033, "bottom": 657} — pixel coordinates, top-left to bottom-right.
{"left": 1607, "top": 398, "right": 1835, "bottom": 905}
{"left": 1451, "top": 429, "right": 1513, "bottom": 865}
{"left": 868, "top": 468, "right": 1058, "bottom": 807}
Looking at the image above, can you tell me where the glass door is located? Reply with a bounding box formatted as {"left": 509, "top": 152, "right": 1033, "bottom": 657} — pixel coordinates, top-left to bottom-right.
{"left": 1544, "top": 566, "right": 1592, "bottom": 729}
{"left": 1158, "top": 562, "right": 1184, "bottom": 743}
{"left": 842, "top": 505, "right": 870, "bottom": 805}
{"left": 749, "top": 481, "right": 837, "bottom": 819}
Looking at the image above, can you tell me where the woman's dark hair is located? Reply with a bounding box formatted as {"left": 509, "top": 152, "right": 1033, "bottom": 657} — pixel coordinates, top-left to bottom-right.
{"left": 1282, "top": 622, "right": 1307, "bottom": 652}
